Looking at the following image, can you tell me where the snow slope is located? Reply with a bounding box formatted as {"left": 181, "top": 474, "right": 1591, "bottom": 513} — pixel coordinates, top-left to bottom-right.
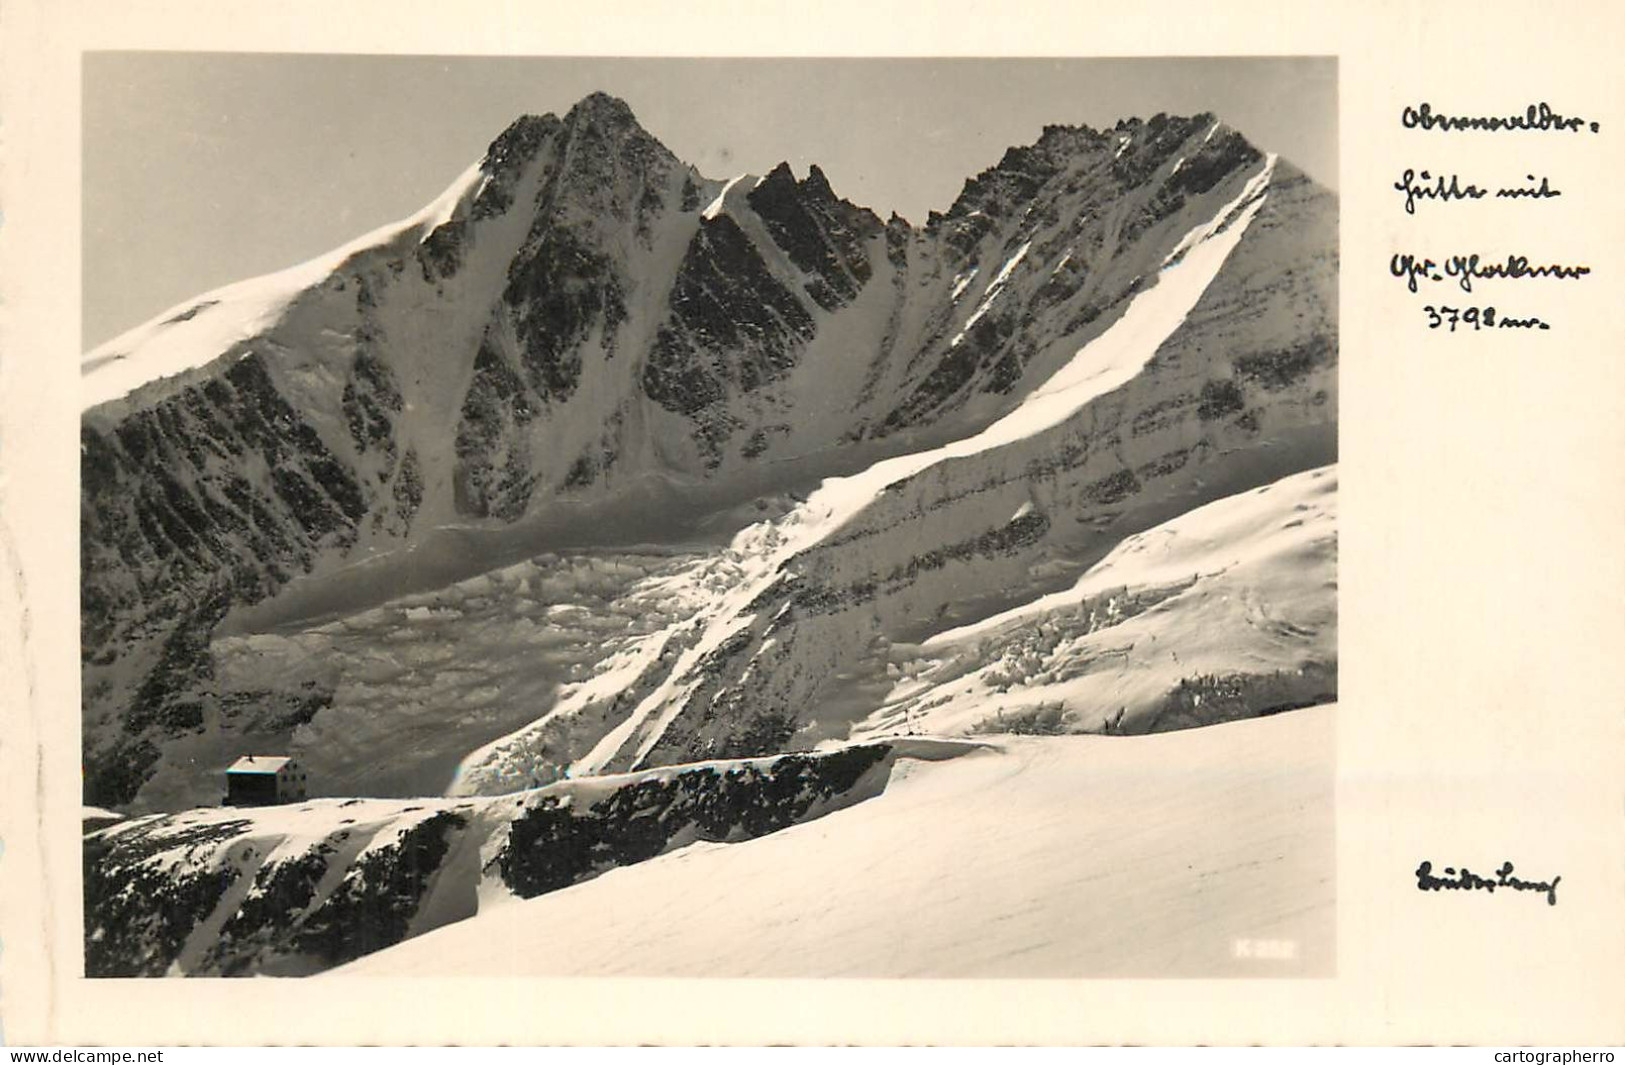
{"left": 600, "top": 149, "right": 1336, "bottom": 776}
{"left": 81, "top": 164, "right": 489, "bottom": 412}
{"left": 343, "top": 704, "right": 1334, "bottom": 978}
{"left": 854, "top": 463, "right": 1337, "bottom": 740}
{"left": 83, "top": 738, "right": 979, "bottom": 976}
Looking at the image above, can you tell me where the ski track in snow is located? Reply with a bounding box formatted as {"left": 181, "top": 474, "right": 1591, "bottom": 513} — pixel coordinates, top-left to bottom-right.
{"left": 578, "top": 156, "right": 1279, "bottom": 774}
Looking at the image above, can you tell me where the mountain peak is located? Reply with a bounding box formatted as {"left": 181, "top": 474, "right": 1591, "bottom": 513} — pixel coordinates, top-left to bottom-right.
{"left": 762, "top": 160, "right": 797, "bottom": 185}
{"left": 559, "top": 91, "right": 678, "bottom": 175}
{"left": 566, "top": 91, "right": 639, "bottom": 127}
{"left": 79, "top": 90, "right": 1338, "bottom": 833}
{"left": 478, "top": 112, "right": 563, "bottom": 177}
{"left": 801, "top": 163, "right": 836, "bottom": 201}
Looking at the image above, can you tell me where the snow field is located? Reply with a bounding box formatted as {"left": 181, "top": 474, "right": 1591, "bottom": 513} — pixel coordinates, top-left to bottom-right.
{"left": 340, "top": 704, "right": 1334, "bottom": 978}
{"left": 855, "top": 464, "right": 1336, "bottom": 738}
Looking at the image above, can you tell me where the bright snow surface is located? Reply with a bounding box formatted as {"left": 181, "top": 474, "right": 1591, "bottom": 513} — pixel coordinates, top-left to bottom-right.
{"left": 857, "top": 463, "right": 1336, "bottom": 739}
{"left": 1164, "top": 154, "right": 1275, "bottom": 267}
{"left": 342, "top": 703, "right": 1333, "bottom": 977}
{"left": 702, "top": 173, "right": 749, "bottom": 220}
{"left": 81, "top": 162, "right": 488, "bottom": 412}
{"left": 950, "top": 240, "right": 1031, "bottom": 347}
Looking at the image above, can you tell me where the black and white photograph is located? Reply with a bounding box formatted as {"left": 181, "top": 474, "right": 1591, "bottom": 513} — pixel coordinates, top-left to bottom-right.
{"left": 76, "top": 54, "right": 1339, "bottom": 980}
{"left": 4, "top": 0, "right": 1625, "bottom": 1049}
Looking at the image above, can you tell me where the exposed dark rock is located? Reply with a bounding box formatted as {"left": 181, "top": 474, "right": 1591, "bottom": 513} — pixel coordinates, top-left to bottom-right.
{"left": 1142, "top": 663, "right": 1338, "bottom": 733}
{"left": 84, "top": 818, "right": 253, "bottom": 977}
{"left": 1232, "top": 333, "right": 1333, "bottom": 391}
{"left": 341, "top": 346, "right": 403, "bottom": 461}
{"left": 82, "top": 353, "right": 370, "bottom": 805}
{"left": 881, "top": 307, "right": 1019, "bottom": 432}
{"left": 417, "top": 220, "right": 468, "bottom": 283}
{"left": 503, "top": 230, "right": 626, "bottom": 395}
{"left": 1196, "top": 378, "right": 1247, "bottom": 421}
{"left": 391, "top": 448, "right": 423, "bottom": 528}
{"left": 499, "top": 744, "right": 890, "bottom": 896}
{"left": 287, "top": 812, "right": 468, "bottom": 967}
{"left": 473, "top": 113, "right": 560, "bottom": 220}
{"left": 454, "top": 337, "right": 538, "bottom": 519}
{"left": 746, "top": 162, "right": 879, "bottom": 310}
{"left": 884, "top": 214, "right": 910, "bottom": 269}
{"left": 643, "top": 215, "right": 816, "bottom": 423}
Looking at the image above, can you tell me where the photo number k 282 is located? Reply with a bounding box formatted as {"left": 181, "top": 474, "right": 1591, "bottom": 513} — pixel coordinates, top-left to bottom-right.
{"left": 1422, "top": 305, "right": 1550, "bottom": 331}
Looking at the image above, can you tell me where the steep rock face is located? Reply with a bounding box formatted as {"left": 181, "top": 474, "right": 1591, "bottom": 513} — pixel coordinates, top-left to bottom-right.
{"left": 81, "top": 94, "right": 685, "bottom": 806}
{"left": 641, "top": 214, "right": 818, "bottom": 467}
{"left": 746, "top": 162, "right": 883, "bottom": 311}
{"left": 83, "top": 739, "right": 976, "bottom": 976}
{"left": 822, "top": 114, "right": 1270, "bottom": 455}
{"left": 81, "top": 351, "right": 376, "bottom": 803}
{"left": 82, "top": 95, "right": 1335, "bottom": 809}
{"left": 453, "top": 95, "right": 677, "bottom": 516}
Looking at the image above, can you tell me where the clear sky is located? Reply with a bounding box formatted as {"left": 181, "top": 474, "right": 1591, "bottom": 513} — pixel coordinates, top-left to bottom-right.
{"left": 83, "top": 54, "right": 1335, "bottom": 350}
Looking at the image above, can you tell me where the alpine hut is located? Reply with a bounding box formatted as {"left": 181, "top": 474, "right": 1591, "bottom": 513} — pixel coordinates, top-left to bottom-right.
{"left": 225, "top": 755, "right": 307, "bottom": 806}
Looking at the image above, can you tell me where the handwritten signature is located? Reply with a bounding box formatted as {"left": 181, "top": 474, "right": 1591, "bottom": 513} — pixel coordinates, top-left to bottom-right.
{"left": 1415, "top": 860, "right": 1561, "bottom": 906}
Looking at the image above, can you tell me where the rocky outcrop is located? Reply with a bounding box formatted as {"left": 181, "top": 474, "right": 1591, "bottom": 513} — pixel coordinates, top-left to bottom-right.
{"left": 643, "top": 215, "right": 817, "bottom": 420}
{"left": 746, "top": 162, "right": 882, "bottom": 311}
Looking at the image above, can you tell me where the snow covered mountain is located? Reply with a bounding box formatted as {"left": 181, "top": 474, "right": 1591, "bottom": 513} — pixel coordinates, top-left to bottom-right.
{"left": 81, "top": 93, "right": 1336, "bottom": 811}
